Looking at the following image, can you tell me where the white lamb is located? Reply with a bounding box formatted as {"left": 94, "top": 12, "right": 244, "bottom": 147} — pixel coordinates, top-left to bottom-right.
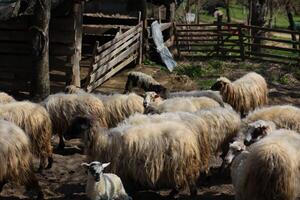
{"left": 81, "top": 161, "right": 132, "bottom": 200}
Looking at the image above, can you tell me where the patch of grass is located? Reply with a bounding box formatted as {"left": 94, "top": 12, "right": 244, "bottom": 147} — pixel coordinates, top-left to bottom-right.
{"left": 143, "top": 59, "right": 157, "bottom": 66}
{"left": 279, "top": 74, "right": 291, "bottom": 85}
{"left": 197, "top": 78, "right": 216, "bottom": 90}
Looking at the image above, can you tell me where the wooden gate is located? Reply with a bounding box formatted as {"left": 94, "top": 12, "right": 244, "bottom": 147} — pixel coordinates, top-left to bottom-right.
{"left": 84, "top": 22, "right": 143, "bottom": 92}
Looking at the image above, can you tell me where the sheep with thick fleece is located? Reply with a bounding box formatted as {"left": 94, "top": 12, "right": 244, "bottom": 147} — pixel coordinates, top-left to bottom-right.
{"left": 120, "top": 107, "right": 241, "bottom": 162}
{"left": 0, "top": 92, "right": 15, "bottom": 104}
{"left": 82, "top": 161, "right": 132, "bottom": 200}
{"left": 98, "top": 93, "right": 144, "bottom": 127}
{"left": 144, "top": 93, "right": 222, "bottom": 114}
{"left": 0, "top": 120, "right": 43, "bottom": 199}
{"left": 43, "top": 93, "right": 107, "bottom": 149}
{"left": 66, "top": 117, "right": 206, "bottom": 197}
{"left": 124, "top": 71, "right": 169, "bottom": 98}
{"left": 244, "top": 105, "right": 300, "bottom": 133}
{"left": 211, "top": 72, "right": 268, "bottom": 116}
{"left": 232, "top": 130, "right": 300, "bottom": 200}
{"left": 169, "top": 90, "right": 224, "bottom": 107}
{"left": 0, "top": 101, "right": 53, "bottom": 169}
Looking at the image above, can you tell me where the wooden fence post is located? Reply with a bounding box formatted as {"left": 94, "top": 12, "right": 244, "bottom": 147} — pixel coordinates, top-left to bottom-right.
{"left": 31, "top": 0, "right": 51, "bottom": 100}
{"left": 138, "top": 12, "right": 143, "bottom": 66}
{"left": 174, "top": 22, "right": 181, "bottom": 58}
{"left": 238, "top": 24, "right": 245, "bottom": 61}
{"left": 216, "top": 16, "right": 222, "bottom": 58}
{"left": 70, "top": 1, "right": 83, "bottom": 88}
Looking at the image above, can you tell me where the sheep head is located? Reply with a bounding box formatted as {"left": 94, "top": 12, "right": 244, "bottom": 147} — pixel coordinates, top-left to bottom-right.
{"left": 82, "top": 161, "right": 110, "bottom": 182}
{"left": 143, "top": 91, "right": 163, "bottom": 108}
{"left": 224, "top": 140, "right": 246, "bottom": 165}
{"left": 64, "top": 116, "right": 93, "bottom": 140}
{"left": 211, "top": 77, "right": 231, "bottom": 91}
{"left": 244, "top": 120, "right": 276, "bottom": 145}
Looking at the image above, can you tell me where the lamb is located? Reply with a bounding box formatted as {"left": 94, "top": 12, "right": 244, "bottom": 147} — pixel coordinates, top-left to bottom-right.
{"left": 124, "top": 71, "right": 169, "bottom": 98}
{"left": 98, "top": 93, "right": 144, "bottom": 127}
{"left": 232, "top": 130, "right": 300, "bottom": 200}
{"left": 143, "top": 92, "right": 222, "bottom": 114}
{"left": 0, "top": 119, "right": 43, "bottom": 199}
{"left": 81, "top": 161, "right": 132, "bottom": 200}
{"left": 43, "top": 93, "right": 107, "bottom": 149}
{"left": 0, "top": 101, "right": 53, "bottom": 169}
{"left": 66, "top": 117, "right": 207, "bottom": 197}
{"left": 65, "top": 85, "right": 86, "bottom": 94}
{"left": 0, "top": 92, "right": 15, "bottom": 104}
{"left": 211, "top": 72, "right": 268, "bottom": 116}
{"left": 244, "top": 105, "right": 300, "bottom": 133}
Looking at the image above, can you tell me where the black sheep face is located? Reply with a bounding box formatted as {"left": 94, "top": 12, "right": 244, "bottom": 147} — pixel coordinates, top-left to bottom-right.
{"left": 211, "top": 81, "right": 224, "bottom": 91}
{"left": 64, "top": 117, "right": 92, "bottom": 140}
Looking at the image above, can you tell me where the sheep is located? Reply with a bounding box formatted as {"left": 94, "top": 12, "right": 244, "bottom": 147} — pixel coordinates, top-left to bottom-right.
{"left": 120, "top": 107, "right": 241, "bottom": 164}
{"left": 66, "top": 116, "right": 208, "bottom": 197}
{"left": 244, "top": 105, "right": 300, "bottom": 133}
{"left": 243, "top": 120, "right": 276, "bottom": 145}
{"left": 143, "top": 92, "right": 222, "bottom": 114}
{"left": 232, "top": 130, "right": 300, "bottom": 200}
{"left": 211, "top": 72, "right": 268, "bottom": 116}
{"left": 81, "top": 161, "right": 132, "bottom": 200}
{"left": 0, "top": 101, "right": 53, "bottom": 170}
{"left": 43, "top": 93, "right": 107, "bottom": 149}
{"left": 124, "top": 71, "right": 169, "bottom": 98}
{"left": 0, "top": 92, "right": 15, "bottom": 104}
{"left": 98, "top": 93, "right": 144, "bottom": 128}
{"left": 65, "top": 85, "right": 86, "bottom": 94}
{"left": 169, "top": 90, "right": 224, "bottom": 107}
{"left": 0, "top": 119, "right": 43, "bottom": 199}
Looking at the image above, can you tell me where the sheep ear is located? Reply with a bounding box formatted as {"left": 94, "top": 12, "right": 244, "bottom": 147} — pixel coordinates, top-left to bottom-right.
{"left": 81, "top": 162, "right": 90, "bottom": 168}
{"left": 102, "top": 162, "right": 110, "bottom": 168}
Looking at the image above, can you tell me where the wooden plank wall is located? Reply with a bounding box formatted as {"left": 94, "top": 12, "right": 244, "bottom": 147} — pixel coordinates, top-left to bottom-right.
{"left": 0, "top": 14, "right": 76, "bottom": 94}
{"left": 85, "top": 22, "right": 143, "bottom": 92}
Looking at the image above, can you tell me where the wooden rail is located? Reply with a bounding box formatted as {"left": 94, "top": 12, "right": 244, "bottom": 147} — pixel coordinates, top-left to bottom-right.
{"left": 84, "top": 22, "right": 143, "bottom": 92}
{"left": 175, "top": 23, "right": 300, "bottom": 65}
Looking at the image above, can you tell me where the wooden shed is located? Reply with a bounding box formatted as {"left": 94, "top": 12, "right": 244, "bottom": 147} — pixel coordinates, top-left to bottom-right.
{"left": 0, "top": 0, "right": 176, "bottom": 98}
{"left": 0, "top": 0, "right": 83, "bottom": 98}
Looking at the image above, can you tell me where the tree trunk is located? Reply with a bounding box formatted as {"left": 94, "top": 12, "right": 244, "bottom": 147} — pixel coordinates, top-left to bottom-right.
{"left": 250, "top": 0, "right": 267, "bottom": 53}
{"left": 70, "top": 1, "right": 83, "bottom": 87}
{"left": 31, "top": 0, "right": 51, "bottom": 101}
{"left": 225, "top": 0, "right": 231, "bottom": 23}
{"left": 286, "top": 3, "right": 297, "bottom": 49}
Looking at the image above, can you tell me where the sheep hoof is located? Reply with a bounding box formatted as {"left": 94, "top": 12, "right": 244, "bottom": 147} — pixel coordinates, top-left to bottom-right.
{"left": 168, "top": 189, "right": 179, "bottom": 198}
{"left": 0, "top": 180, "right": 7, "bottom": 192}
{"left": 46, "top": 156, "right": 53, "bottom": 169}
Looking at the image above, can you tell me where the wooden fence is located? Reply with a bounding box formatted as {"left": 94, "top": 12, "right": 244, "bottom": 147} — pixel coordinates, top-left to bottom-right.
{"left": 175, "top": 23, "right": 300, "bottom": 65}
{"left": 84, "top": 22, "right": 143, "bottom": 92}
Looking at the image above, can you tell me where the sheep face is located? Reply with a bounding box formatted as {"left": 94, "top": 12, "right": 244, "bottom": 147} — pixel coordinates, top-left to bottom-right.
{"left": 64, "top": 116, "right": 92, "bottom": 140}
{"left": 211, "top": 77, "right": 230, "bottom": 91}
{"left": 143, "top": 92, "right": 162, "bottom": 108}
{"left": 244, "top": 120, "right": 275, "bottom": 145}
{"left": 224, "top": 141, "right": 246, "bottom": 165}
{"left": 82, "top": 161, "right": 110, "bottom": 182}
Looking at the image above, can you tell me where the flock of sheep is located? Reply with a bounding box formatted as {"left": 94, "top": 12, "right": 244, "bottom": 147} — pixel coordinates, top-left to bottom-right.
{"left": 0, "top": 70, "right": 299, "bottom": 200}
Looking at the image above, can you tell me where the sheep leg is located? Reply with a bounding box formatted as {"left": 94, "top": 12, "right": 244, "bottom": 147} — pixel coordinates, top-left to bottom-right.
{"left": 57, "top": 135, "right": 65, "bottom": 150}
{"left": 0, "top": 180, "right": 7, "bottom": 192}
{"left": 168, "top": 189, "right": 179, "bottom": 198}
{"left": 189, "top": 182, "right": 197, "bottom": 198}
{"left": 25, "top": 174, "right": 44, "bottom": 200}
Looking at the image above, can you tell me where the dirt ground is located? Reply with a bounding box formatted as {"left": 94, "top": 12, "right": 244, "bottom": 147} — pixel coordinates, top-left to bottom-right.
{"left": 1, "top": 61, "right": 299, "bottom": 200}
